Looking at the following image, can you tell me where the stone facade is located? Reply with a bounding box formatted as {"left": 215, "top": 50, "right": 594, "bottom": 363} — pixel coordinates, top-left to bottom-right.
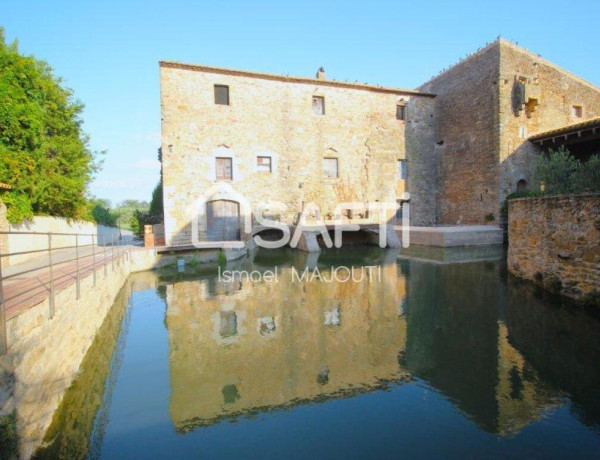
{"left": 507, "top": 193, "right": 600, "bottom": 304}
{"left": 160, "top": 63, "right": 436, "bottom": 247}
{"left": 161, "top": 39, "right": 600, "bottom": 244}
{"left": 420, "top": 39, "right": 600, "bottom": 225}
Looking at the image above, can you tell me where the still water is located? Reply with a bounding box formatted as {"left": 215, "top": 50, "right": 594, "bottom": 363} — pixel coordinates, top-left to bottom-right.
{"left": 35, "top": 247, "right": 600, "bottom": 459}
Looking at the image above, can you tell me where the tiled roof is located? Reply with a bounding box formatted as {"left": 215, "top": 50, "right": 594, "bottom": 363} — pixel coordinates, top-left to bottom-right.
{"left": 529, "top": 117, "right": 600, "bottom": 142}
{"left": 159, "top": 61, "right": 436, "bottom": 98}
{"left": 0, "top": 182, "right": 12, "bottom": 190}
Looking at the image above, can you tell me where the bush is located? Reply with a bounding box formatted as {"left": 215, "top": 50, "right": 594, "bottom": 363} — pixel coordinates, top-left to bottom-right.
{"left": 536, "top": 147, "right": 580, "bottom": 195}
{"left": 572, "top": 154, "right": 600, "bottom": 193}
{"left": 537, "top": 147, "right": 600, "bottom": 195}
{"left": 131, "top": 209, "right": 162, "bottom": 239}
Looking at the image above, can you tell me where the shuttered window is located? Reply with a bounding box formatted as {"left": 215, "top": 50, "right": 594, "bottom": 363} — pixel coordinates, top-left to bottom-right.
{"left": 322, "top": 157, "right": 338, "bottom": 178}
{"left": 216, "top": 157, "right": 233, "bottom": 180}
{"left": 257, "top": 156, "right": 272, "bottom": 172}
{"left": 214, "top": 85, "right": 229, "bottom": 105}
{"left": 396, "top": 104, "right": 406, "bottom": 120}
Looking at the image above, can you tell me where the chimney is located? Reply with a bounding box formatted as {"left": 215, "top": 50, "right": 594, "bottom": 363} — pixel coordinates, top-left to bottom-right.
{"left": 316, "top": 67, "right": 325, "bottom": 80}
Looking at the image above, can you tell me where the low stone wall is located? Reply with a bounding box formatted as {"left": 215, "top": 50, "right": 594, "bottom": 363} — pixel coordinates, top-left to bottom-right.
{"left": 0, "top": 247, "right": 157, "bottom": 458}
{"left": 508, "top": 193, "right": 600, "bottom": 304}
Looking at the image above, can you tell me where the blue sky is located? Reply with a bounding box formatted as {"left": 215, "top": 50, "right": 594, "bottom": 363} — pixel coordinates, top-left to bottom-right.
{"left": 2, "top": 0, "right": 599, "bottom": 205}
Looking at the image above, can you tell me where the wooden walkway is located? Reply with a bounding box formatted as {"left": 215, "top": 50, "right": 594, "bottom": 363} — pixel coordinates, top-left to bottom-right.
{"left": 2, "top": 246, "right": 131, "bottom": 320}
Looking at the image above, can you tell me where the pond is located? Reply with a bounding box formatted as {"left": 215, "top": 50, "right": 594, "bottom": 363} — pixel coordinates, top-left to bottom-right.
{"left": 34, "top": 247, "right": 600, "bottom": 459}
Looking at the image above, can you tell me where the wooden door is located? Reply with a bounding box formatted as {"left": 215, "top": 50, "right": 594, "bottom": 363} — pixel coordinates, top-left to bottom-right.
{"left": 206, "top": 200, "right": 241, "bottom": 241}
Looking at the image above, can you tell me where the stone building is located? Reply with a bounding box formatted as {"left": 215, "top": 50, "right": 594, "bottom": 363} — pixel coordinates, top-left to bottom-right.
{"left": 159, "top": 62, "right": 436, "bottom": 247}
{"left": 160, "top": 38, "right": 600, "bottom": 247}
{"left": 420, "top": 39, "right": 600, "bottom": 225}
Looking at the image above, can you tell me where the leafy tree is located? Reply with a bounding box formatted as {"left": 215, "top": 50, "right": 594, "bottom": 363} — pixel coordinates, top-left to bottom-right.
{"left": 0, "top": 28, "right": 102, "bottom": 223}
{"left": 88, "top": 197, "right": 117, "bottom": 226}
{"left": 572, "top": 154, "right": 600, "bottom": 192}
{"left": 536, "top": 147, "right": 580, "bottom": 195}
{"left": 536, "top": 147, "right": 600, "bottom": 195}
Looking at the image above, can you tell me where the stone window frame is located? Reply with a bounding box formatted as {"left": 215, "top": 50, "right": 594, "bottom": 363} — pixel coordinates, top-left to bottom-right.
{"left": 322, "top": 156, "right": 339, "bottom": 179}
{"left": 215, "top": 157, "right": 233, "bottom": 181}
{"left": 571, "top": 105, "right": 583, "bottom": 119}
{"left": 312, "top": 95, "right": 325, "bottom": 115}
{"left": 214, "top": 84, "right": 230, "bottom": 106}
{"left": 256, "top": 155, "right": 272, "bottom": 173}
{"left": 396, "top": 103, "right": 407, "bottom": 121}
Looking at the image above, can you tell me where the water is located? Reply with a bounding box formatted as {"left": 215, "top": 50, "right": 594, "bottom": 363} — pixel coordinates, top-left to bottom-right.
{"left": 34, "top": 247, "right": 600, "bottom": 459}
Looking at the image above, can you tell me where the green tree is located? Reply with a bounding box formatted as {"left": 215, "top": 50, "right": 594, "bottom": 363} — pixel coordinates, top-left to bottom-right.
{"left": 536, "top": 147, "right": 580, "bottom": 195}
{"left": 88, "top": 197, "right": 117, "bottom": 227}
{"left": 572, "top": 154, "right": 600, "bottom": 193}
{"left": 149, "top": 147, "right": 163, "bottom": 215}
{"left": 0, "top": 28, "right": 102, "bottom": 223}
{"left": 536, "top": 147, "right": 600, "bottom": 195}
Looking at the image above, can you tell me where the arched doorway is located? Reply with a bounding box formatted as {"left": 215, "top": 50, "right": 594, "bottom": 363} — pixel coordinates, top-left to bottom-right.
{"left": 206, "top": 200, "right": 241, "bottom": 241}
{"left": 516, "top": 179, "right": 528, "bottom": 192}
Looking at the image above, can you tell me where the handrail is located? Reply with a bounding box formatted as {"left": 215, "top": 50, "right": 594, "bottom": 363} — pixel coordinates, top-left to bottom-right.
{"left": 0, "top": 230, "right": 133, "bottom": 355}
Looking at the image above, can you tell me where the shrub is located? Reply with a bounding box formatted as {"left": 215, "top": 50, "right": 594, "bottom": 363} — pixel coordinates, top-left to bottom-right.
{"left": 536, "top": 146, "right": 580, "bottom": 195}
{"left": 536, "top": 147, "right": 600, "bottom": 195}
{"left": 571, "top": 154, "right": 600, "bottom": 193}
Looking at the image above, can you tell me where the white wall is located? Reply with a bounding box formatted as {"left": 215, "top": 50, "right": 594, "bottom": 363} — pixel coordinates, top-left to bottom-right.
{"left": 6, "top": 216, "right": 122, "bottom": 266}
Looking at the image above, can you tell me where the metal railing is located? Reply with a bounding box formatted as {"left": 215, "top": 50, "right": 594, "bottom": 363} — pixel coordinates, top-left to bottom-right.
{"left": 0, "top": 231, "right": 132, "bottom": 355}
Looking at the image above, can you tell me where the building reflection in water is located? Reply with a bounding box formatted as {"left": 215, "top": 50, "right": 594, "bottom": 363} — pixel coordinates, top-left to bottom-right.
{"left": 165, "top": 250, "right": 409, "bottom": 433}
{"left": 31, "top": 247, "right": 600, "bottom": 458}
{"left": 401, "top": 258, "right": 563, "bottom": 435}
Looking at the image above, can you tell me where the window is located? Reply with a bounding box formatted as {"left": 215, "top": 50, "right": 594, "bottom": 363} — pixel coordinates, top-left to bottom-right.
{"left": 256, "top": 156, "right": 272, "bottom": 172}
{"left": 397, "top": 160, "right": 407, "bottom": 180}
{"left": 214, "top": 85, "right": 229, "bottom": 105}
{"left": 572, "top": 105, "right": 583, "bottom": 118}
{"left": 313, "top": 96, "right": 325, "bottom": 115}
{"left": 216, "top": 157, "right": 233, "bottom": 180}
{"left": 518, "top": 126, "right": 527, "bottom": 139}
{"left": 322, "top": 157, "right": 338, "bottom": 178}
{"left": 219, "top": 311, "right": 237, "bottom": 338}
{"left": 396, "top": 104, "right": 406, "bottom": 121}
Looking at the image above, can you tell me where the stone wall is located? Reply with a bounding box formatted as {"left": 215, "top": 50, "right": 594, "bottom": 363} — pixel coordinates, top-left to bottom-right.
{"left": 498, "top": 40, "right": 600, "bottom": 207}
{"left": 419, "top": 43, "right": 501, "bottom": 225}
{"left": 508, "top": 193, "right": 600, "bottom": 304}
{"left": 419, "top": 39, "right": 600, "bottom": 226}
{"left": 6, "top": 216, "right": 121, "bottom": 266}
{"left": 0, "top": 247, "right": 157, "bottom": 458}
{"left": 160, "top": 63, "right": 436, "bottom": 247}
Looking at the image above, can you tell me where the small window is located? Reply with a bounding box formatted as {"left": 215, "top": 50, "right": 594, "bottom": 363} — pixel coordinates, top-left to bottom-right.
{"left": 219, "top": 311, "right": 237, "bottom": 338}
{"left": 518, "top": 126, "right": 527, "bottom": 139}
{"left": 216, "top": 157, "right": 233, "bottom": 180}
{"left": 572, "top": 105, "right": 583, "bottom": 118}
{"left": 256, "top": 156, "right": 272, "bottom": 173}
{"left": 396, "top": 104, "right": 406, "bottom": 121}
{"left": 322, "top": 157, "right": 338, "bottom": 178}
{"left": 313, "top": 96, "right": 325, "bottom": 115}
{"left": 397, "top": 160, "right": 407, "bottom": 180}
{"left": 214, "top": 85, "right": 229, "bottom": 105}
